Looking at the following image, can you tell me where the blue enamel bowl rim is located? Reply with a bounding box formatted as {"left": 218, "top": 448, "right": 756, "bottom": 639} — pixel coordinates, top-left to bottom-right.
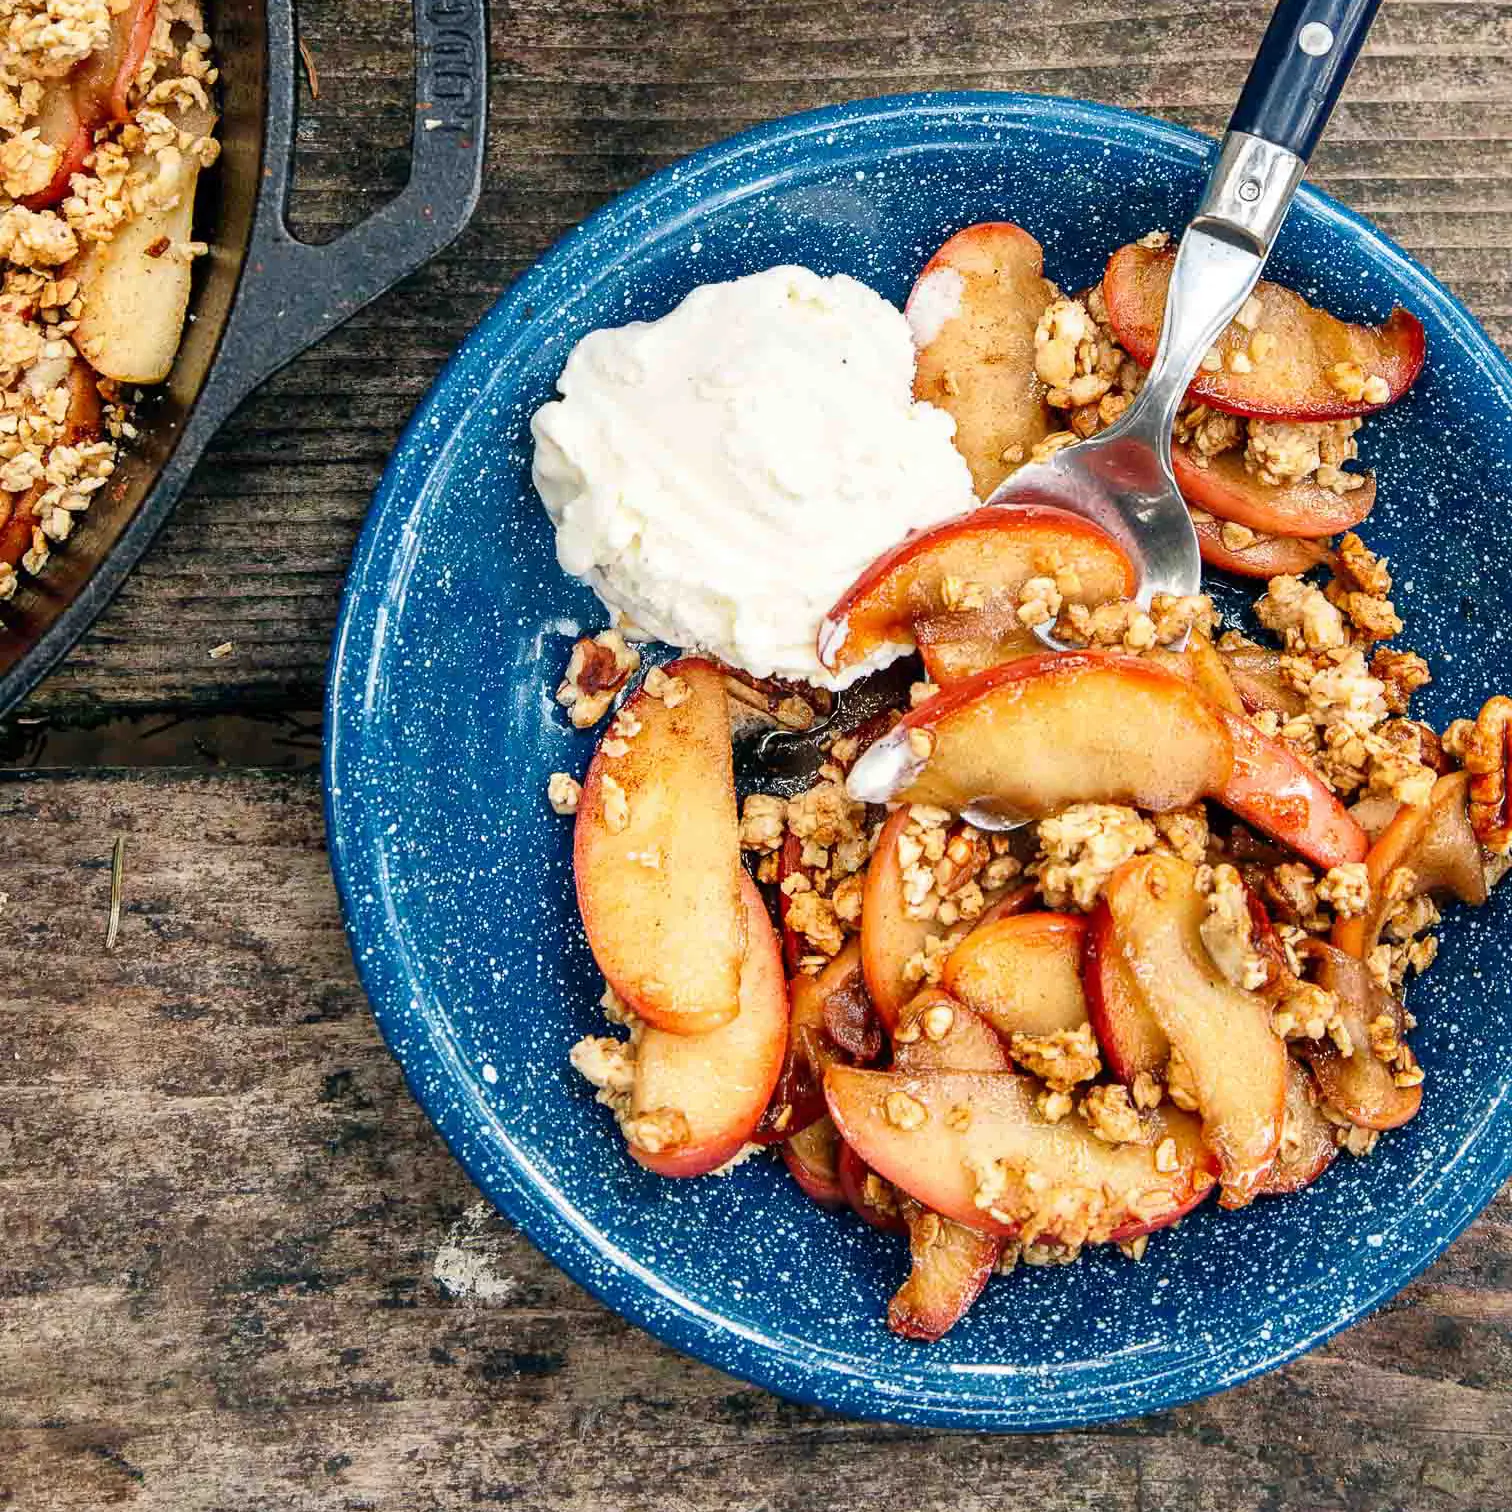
{"left": 324, "top": 89, "right": 1512, "bottom": 1430}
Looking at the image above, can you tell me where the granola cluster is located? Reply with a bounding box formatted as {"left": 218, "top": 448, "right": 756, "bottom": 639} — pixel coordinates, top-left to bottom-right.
{"left": 0, "top": 0, "right": 219, "bottom": 603}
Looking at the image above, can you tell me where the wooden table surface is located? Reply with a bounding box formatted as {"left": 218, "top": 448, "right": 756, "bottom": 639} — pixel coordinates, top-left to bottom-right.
{"left": 6, "top": 3, "right": 1512, "bottom": 1507}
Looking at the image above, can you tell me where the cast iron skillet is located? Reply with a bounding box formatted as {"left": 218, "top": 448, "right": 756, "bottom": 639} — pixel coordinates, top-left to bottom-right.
{"left": 0, "top": 0, "right": 488, "bottom": 714}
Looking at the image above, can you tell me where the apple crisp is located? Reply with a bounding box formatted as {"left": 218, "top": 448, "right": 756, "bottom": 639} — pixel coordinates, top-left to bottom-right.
{"left": 0, "top": 0, "right": 220, "bottom": 603}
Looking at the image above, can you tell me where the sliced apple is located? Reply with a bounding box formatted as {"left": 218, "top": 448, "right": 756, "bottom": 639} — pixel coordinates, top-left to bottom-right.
{"left": 1333, "top": 770, "right": 1485, "bottom": 960}
{"left": 860, "top": 806, "right": 944, "bottom": 1031}
{"left": 941, "top": 912, "right": 1088, "bottom": 1041}
{"left": 816, "top": 503, "right": 1134, "bottom": 682}
{"left": 907, "top": 222, "right": 1058, "bottom": 498}
{"left": 1215, "top": 709, "right": 1368, "bottom": 871}
{"left": 837, "top": 1140, "right": 908, "bottom": 1233}
{"left": 1174, "top": 444, "right": 1375, "bottom": 538}
{"left": 1192, "top": 510, "right": 1337, "bottom": 579}
{"left": 0, "top": 357, "right": 103, "bottom": 568}
{"left": 1252, "top": 1060, "right": 1338, "bottom": 1197}
{"left": 1103, "top": 243, "right": 1426, "bottom": 420}
{"left": 575, "top": 657, "right": 744, "bottom": 1034}
{"left": 755, "top": 940, "right": 862, "bottom": 1143}
{"left": 73, "top": 0, "right": 160, "bottom": 125}
{"left": 846, "top": 651, "right": 1234, "bottom": 820}
{"left": 889, "top": 1196, "right": 1001, "bottom": 1342}
{"left": 825, "top": 1066, "right": 1218, "bottom": 1241}
{"left": 628, "top": 874, "right": 788, "bottom": 1177}
{"left": 1083, "top": 899, "right": 1170, "bottom": 1083}
{"left": 1147, "top": 628, "right": 1245, "bottom": 716}
{"left": 782, "top": 1113, "right": 846, "bottom": 1208}
{"left": 894, "top": 988, "right": 1011, "bottom": 1074}
{"left": 1220, "top": 644, "right": 1307, "bottom": 718}
{"left": 1302, "top": 942, "right": 1422, "bottom": 1131}
{"left": 20, "top": 89, "right": 91, "bottom": 212}
{"left": 73, "top": 98, "right": 217, "bottom": 385}
{"left": 774, "top": 831, "right": 807, "bottom": 975}
{"left": 1103, "top": 853, "right": 1286, "bottom": 1207}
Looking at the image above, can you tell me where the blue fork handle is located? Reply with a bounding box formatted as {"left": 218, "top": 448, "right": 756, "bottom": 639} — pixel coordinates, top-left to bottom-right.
{"left": 1229, "top": 0, "right": 1383, "bottom": 161}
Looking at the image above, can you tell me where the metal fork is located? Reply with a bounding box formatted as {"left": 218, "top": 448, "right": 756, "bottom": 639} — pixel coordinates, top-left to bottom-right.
{"left": 989, "top": 0, "right": 1382, "bottom": 650}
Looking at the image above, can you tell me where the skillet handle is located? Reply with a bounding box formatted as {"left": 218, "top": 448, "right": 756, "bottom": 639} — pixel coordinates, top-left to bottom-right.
{"left": 197, "top": 0, "right": 488, "bottom": 425}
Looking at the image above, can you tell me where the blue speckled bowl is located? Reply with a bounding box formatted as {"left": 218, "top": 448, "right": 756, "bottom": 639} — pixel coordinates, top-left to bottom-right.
{"left": 324, "top": 92, "right": 1512, "bottom": 1429}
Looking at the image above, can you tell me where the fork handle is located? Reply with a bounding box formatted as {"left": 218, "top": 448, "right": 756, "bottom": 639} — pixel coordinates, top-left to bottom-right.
{"left": 1230, "top": 0, "right": 1383, "bottom": 162}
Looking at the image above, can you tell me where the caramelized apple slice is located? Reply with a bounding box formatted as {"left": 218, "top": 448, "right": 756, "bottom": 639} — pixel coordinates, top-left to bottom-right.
{"left": 1192, "top": 510, "right": 1337, "bottom": 579}
{"left": 1174, "top": 445, "right": 1375, "bottom": 538}
{"left": 942, "top": 913, "right": 1088, "bottom": 1040}
{"left": 1221, "top": 644, "right": 1307, "bottom": 718}
{"left": 837, "top": 1140, "right": 907, "bottom": 1233}
{"left": 1303, "top": 943, "right": 1422, "bottom": 1131}
{"left": 1334, "top": 771, "right": 1487, "bottom": 959}
{"left": 0, "top": 358, "right": 103, "bottom": 569}
{"left": 816, "top": 504, "right": 1134, "bottom": 681}
{"left": 628, "top": 875, "right": 788, "bottom": 1177}
{"left": 1103, "top": 243, "right": 1426, "bottom": 420}
{"left": 1252, "top": 1060, "right": 1338, "bottom": 1196}
{"left": 755, "top": 940, "right": 863, "bottom": 1143}
{"left": 1147, "top": 628, "right": 1245, "bottom": 716}
{"left": 1083, "top": 900, "right": 1170, "bottom": 1083}
{"left": 1215, "top": 709, "right": 1368, "bottom": 870}
{"left": 20, "top": 89, "right": 90, "bottom": 212}
{"left": 890, "top": 1196, "right": 1001, "bottom": 1342}
{"left": 575, "top": 657, "right": 744, "bottom": 1034}
{"left": 73, "top": 0, "right": 159, "bottom": 124}
{"left": 825, "top": 1066, "right": 1218, "bottom": 1240}
{"left": 783, "top": 1113, "right": 846, "bottom": 1208}
{"left": 894, "top": 989, "right": 1011, "bottom": 1074}
{"left": 860, "top": 806, "right": 944, "bottom": 1031}
{"left": 1103, "top": 854, "right": 1286, "bottom": 1207}
{"left": 908, "top": 222, "right": 1057, "bottom": 498}
{"left": 846, "top": 651, "right": 1233, "bottom": 820}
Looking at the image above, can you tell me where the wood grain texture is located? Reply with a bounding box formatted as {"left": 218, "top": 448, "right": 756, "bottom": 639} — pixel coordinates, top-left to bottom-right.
{"left": 14, "top": 0, "right": 1512, "bottom": 714}
{"left": 3, "top": 770, "right": 1512, "bottom": 1511}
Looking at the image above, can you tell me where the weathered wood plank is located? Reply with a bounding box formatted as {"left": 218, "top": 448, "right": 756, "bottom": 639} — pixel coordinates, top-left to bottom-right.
{"left": 12, "top": 0, "right": 1512, "bottom": 714}
{"left": 2, "top": 769, "right": 1512, "bottom": 1508}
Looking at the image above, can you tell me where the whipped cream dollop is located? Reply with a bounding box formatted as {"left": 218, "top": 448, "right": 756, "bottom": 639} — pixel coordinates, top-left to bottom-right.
{"left": 530, "top": 265, "right": 975, "bottom": 688}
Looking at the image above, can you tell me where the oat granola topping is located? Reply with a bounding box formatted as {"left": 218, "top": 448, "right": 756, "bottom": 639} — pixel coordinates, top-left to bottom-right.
{"left": 546, "top": 771, "right": 581, "bottom": 816}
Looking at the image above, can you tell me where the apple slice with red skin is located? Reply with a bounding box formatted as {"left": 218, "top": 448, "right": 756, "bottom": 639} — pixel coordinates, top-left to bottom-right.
{"left": 1147, "top": 629, "right": 1245, "bottom": 716}
{"left": 1251, "top": 1060, "right": 1339, "bottom": 1197}
{"left": 907, "top": 222, "right": 1057, "bottom": 499}
{"left": 889, "top": 1195, "right": 1001, "bottom": 1342}
{"left": 575, "top": 657, "right": 744, "bottom": 1035}
{"left": 860, "top": 806, "right": 1035, "bottom": 1030}
{"left": 628, "top": 875, "right": 788, "bottom": 1177}
{"left": 825, "top": 1065, "right": 1218, "bottom": 1241}
{"left": 1333, "top": 771, "right": 1487, "bottom": 960}
{"left": 894, "top": 988, "right": 1011, "bottom": 1075}
{"left": 754, "top": 940, "right": 863, "bottom": 1145}
{"left": 1302, "top": 942, "right": 1421, "bottom": 1131}
{"left": 775, "top": 831, "right": 808, "bottom": 974}
{"left": 837, "top": 1140, "right": 908, "bottom": 1233}
{"left": 888, "top": 990, "right": 1006, "bottom": 1339}
{"left": 23, "top": 0, "right": 159, "bottom": 211}
{"left": 816, "top": 504, "right": 1135, "bottom": 682}
{"left": 1220, "top": 644, "right": 1307, "bottom": 719}
{"left": 1102, "top": 853, "right": 1286, "bottom": 1208}
{"left": 942, "top": 913, "right": 1088, "bottom": 1040}
{"left": 74, "top": 0, "right": 160, "bottom": 125}
{"left": 1214, "top": 708, "right": 1368, "bottom": 871}
{"left": 782, "top": 1114, "right": 847, "bottom": 1209}
{"left": 1083, "top": 899, "right": 1170, "bottom": 1084}
{"left": 1192, "top": 510, "right": 1337, "bottom": 579}
{"left": 846, "top": 651, "right": 1235, "bottom": 820}
{"left": 0, "top": 358, "right": 102, "bottom": 568}
{"left": 1173, "top": 445, "right": 1375, "bottom": 538}
{"left": 1103, "top": 243, "right": 1426, "bottom": 421}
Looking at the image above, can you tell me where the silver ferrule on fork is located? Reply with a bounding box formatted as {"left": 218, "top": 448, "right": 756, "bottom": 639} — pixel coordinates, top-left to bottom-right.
{"left": 1127, "top": 134, "right": 1305, "bottom": 452}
